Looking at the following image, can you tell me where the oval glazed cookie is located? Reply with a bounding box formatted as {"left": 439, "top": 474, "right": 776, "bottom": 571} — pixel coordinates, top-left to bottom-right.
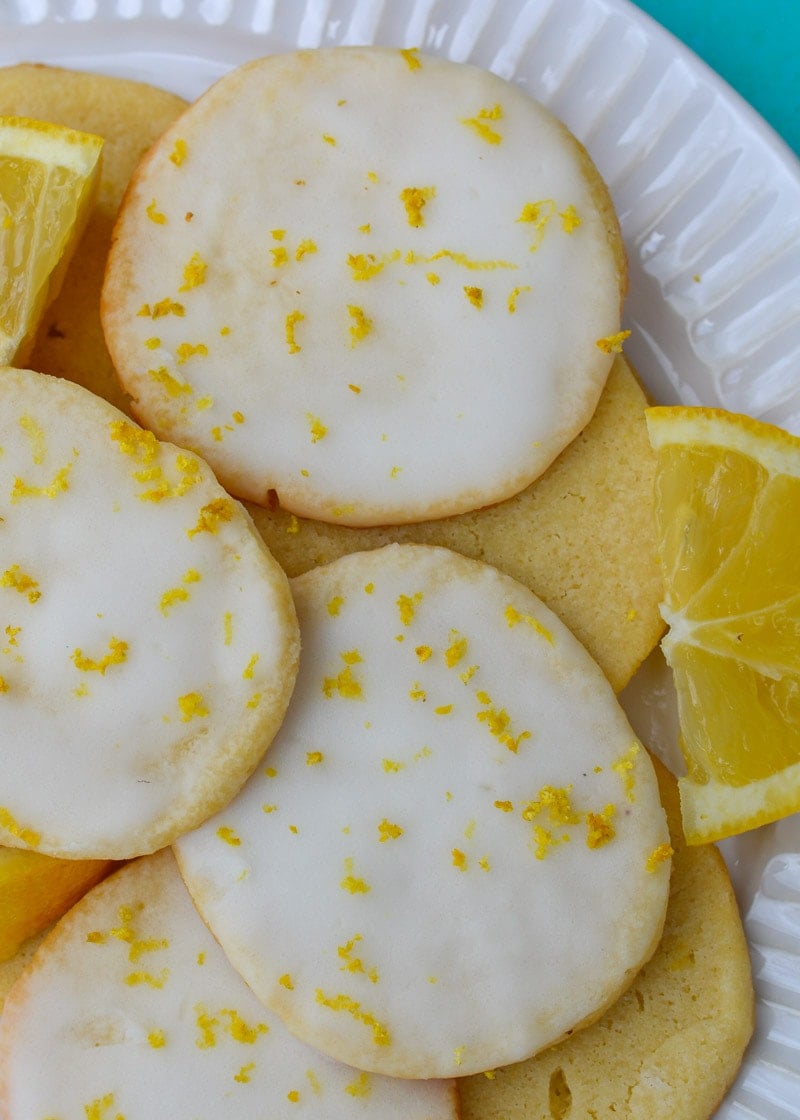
{"left": 175, "top": 544, "right": 670, "bottom": 1079}
{"left": 0, "top": 850, "right": 459, "bottom": 1120}
{"left": 0, "top": 367, "right": 299, "bottom": 860}
{"left": 102, "top": 47, "right": 626, "bottom": 526}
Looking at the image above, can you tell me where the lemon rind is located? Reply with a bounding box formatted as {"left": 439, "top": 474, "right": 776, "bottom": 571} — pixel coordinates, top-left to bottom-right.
{"left": 0, "top": 116, "right": 103, "bottom": 174}
{"left": 645, "top": 405, "right": 800, "bottom": 477}
{"left": 679, "top": 756, "right": 800, "bottom": 845}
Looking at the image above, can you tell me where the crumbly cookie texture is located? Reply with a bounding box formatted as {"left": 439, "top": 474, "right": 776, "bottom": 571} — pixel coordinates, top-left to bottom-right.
{"left": 0, "top": 367, "right": 299, "bottom": 860}
{"left": 175, "top": 543, "right": 670, "bottom": 1080}
{"left": 0, "top": 850, "right": 459, "bottom": 1120}
{"left": 103, "top": 46, "right": 626, "bottom": 526}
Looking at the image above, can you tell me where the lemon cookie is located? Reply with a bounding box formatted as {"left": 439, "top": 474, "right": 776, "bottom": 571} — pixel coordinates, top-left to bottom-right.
{"left": 0, "top": 850, "right": 459, "bottom": 1119}
{"left": 102, "top": 47, "right": 626, "bottom": 526}
{"left": 175, "top": 544, "right": 669, "bottom": 1080}
{"left": 0, "top": 367, "right": 299, "bottom": 860}
{"left": 459, "top": 757, "right": 754, "bottom": 1120}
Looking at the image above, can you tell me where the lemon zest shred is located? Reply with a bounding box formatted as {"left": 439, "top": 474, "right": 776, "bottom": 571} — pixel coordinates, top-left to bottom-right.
{"left": 507, "top": 284, "right": 532, "bottom": 313}
{"left": 399, "top": 47, "right": 422, "bottom": 71}
{"left": 322, "top": 650, "right": 364, "bottom": 700}
{"left": 646, "top": 842, "right": 674, "bottom": 872}
{"left": 399, "top": 185, "right": 435, "bottom": 228}
{"left": 560, "top": 204, "right": 582, "bottom": 232}
{"left": 596, "top": 330, "right": 631, "bottom": 354}
{"left": 461, "top": 104, "right": 503, "bottom": 144}
{"left": 347, "top": 304, "right": 373, "bottom": 346}
{"left": 1, "top": 564, "right": 41, "bottom": 602}
{"left": 187, "top": 497, "right": 234, "bottom": 538}
{"left": 378, "top": 819, "right": 403, "bottom": 842}
{"left": 315, "top": 989, "right": 390, "bottom": 1046}
{"left": 612, "top": 743, "right": 640, "bottom": 802}
{"left": 146, "top": 199, "right": 167, "bottom": 224}
{"left": 169, "top": 137, "right": 188, "bottom": 166}
{"left": 285, "top": 310, "right": 304, "bottom": 354}
{"left": 0, "top": 805, "right": 40, "bottom": 847}
{"left": 175, "top": 342, "right": 208, "bottom": 364}
{"left": 586, "top": 804, "right": 617, "bottom": 849}
{"left": 178, "top": 691, "right": 209, "bottom": 722}
{"left": 11, "top": 462, "right": 72, "bottom": 501}
{"left": 159, "top": 586, "right": 189, "bottom": 615}
{"left": 295, "top": 238, "right": 317, "bottom": 260}
{"left": 148, "top": 366, "right": 191, "bottom": 397}
{"left": 505, "top": 603, "right": 553, "bottom": 643}
{"left": 71, "top": 637, "right": 128, "bottom": 675}
{"left": 178, "top": 251, "right": 207, "bottom": 290}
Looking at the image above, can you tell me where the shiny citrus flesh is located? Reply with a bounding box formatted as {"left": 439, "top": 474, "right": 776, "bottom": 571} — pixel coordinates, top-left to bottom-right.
{"left": 0, "top": 847, "right": 113, "bottom": 963}
{"left": 0, "top": 115, "right": 103, "bottom": 365}
{"left": 646, "top": 406, "right": 800, "bottom": 844}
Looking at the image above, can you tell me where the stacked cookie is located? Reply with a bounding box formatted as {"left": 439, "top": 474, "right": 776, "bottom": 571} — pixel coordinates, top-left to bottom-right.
{"left": 0, "top": 50, "right": 752, "bottom": 1118}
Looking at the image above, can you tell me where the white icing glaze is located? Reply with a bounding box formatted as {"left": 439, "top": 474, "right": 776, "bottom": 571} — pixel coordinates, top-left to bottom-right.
{"left": 0, "top": 368, "right": 299, "bottom": 859}
{"left": 103, "top": 47, "right": 623, "bottom": 526}
{"left": 175, "top": 544, "right": 671, "bottom": 1079}
{"left": 0, "top": 850, "right": 458, "bottom": 1118}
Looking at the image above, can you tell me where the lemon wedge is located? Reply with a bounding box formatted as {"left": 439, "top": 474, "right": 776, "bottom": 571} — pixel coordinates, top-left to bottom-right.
{"left": 0, "top": 847, "right": 113, "bottom": 963}
{"left": 0, "top": 115, "right": 103, "bottom": 365}
{"left": 646, "top": 405, "right": 800, "bottom": 844}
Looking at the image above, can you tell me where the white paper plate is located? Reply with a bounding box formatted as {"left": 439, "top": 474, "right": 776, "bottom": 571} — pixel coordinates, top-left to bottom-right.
{"left": 1, "top": 1, "right": 799, "bottom": 1115}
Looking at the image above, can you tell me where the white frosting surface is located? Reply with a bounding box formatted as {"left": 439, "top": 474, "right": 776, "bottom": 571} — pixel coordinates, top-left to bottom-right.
{"left": 175, "top": 544, "right": 670, "bottom": 1079}
{"left": 103, "top": 47, "right": 623, "bottom": 525}
{"left": 0, "top": 368, "right": 299, "bottom": 859}
{"left": 0, "top": 850, "right": 458, "bottom": 1119}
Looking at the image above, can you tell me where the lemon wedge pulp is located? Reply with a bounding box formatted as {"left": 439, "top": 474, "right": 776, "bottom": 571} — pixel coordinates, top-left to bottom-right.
{"left": 0, "top": 847, "right": 113, "bottom": 963}
{"left": 646, "top": 405, "right": 800, "bottom": 844}
{"left": 0, "top": 115, "right": 103, "bottom": 366}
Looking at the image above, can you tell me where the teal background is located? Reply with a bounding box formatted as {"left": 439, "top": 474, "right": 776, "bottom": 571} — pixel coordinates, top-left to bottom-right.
{"left": 634, "top": 0, "right": 800, "bottom": 158}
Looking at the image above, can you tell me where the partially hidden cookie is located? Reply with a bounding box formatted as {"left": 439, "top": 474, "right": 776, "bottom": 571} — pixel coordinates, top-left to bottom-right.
{"left": 0, "top": 849, "right": 459, "bottom": 1120}
{"left": 175, "top": 544, "right": 670, "bottom": 1080}
{"left": 102, "top": 47, "right": 626, "bottom": 526}
{"left": 0, "top": 367, "right": 299, "bottom": 860}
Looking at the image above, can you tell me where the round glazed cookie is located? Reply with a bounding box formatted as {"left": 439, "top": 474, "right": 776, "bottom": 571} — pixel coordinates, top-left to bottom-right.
{"left": 102, "top": 47, "right": 626, "bottom": 526}
{"left": 0, "top": 367, "right": 299, "bottom": 860}
{"left": 175, "top": 544, "right": 670, "bottom": 1079}
{"left": 0, "top": 850, "right": 459, "bottom": 1120}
